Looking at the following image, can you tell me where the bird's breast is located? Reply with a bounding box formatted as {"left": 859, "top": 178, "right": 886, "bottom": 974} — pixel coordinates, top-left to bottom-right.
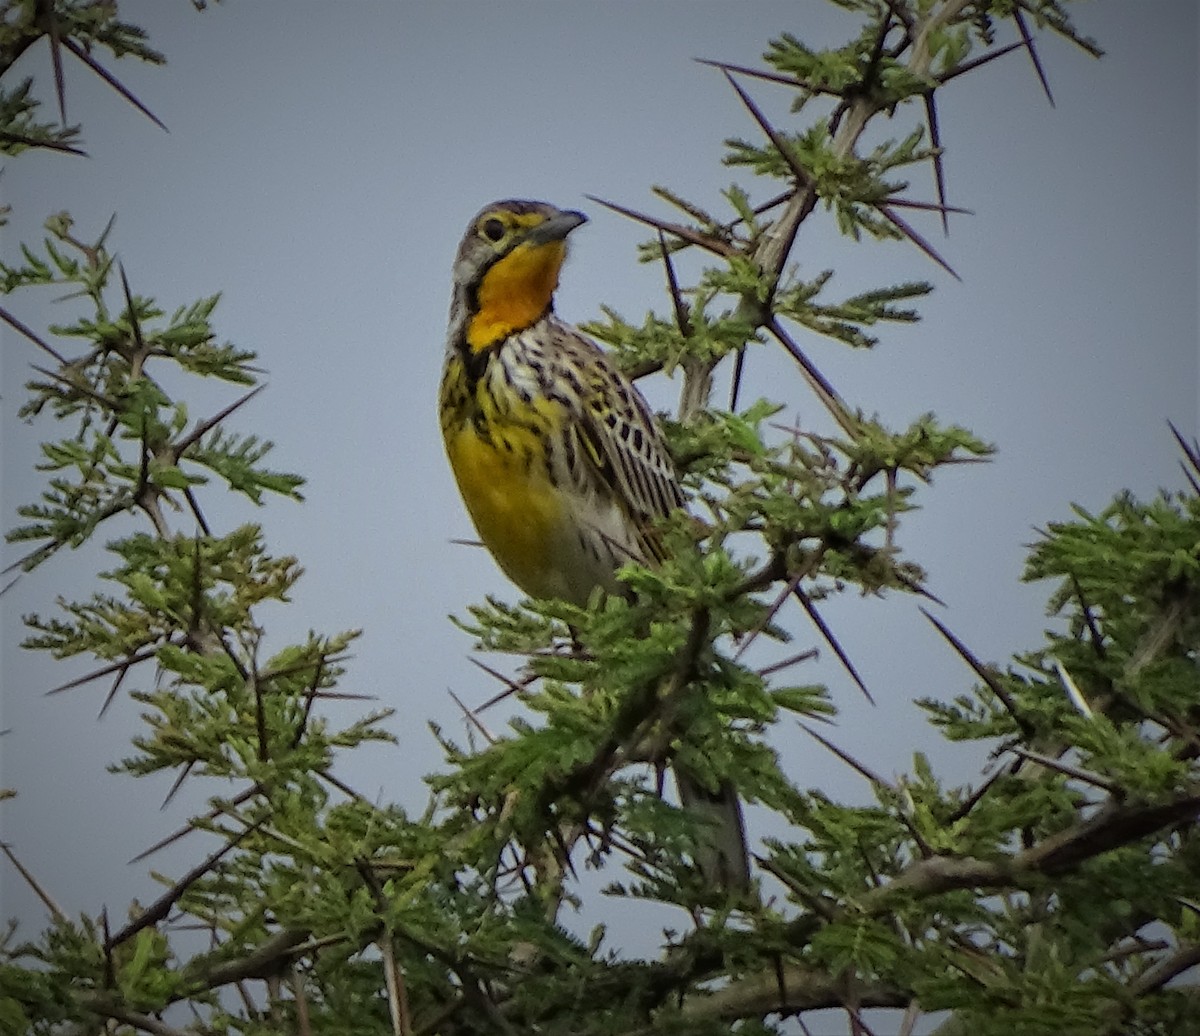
{"left": 442, "top": 380, "right": 572, "bottom": 599}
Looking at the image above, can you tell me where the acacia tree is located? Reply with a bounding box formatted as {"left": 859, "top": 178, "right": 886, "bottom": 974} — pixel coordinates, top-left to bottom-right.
{"left": 3, "top": 2, "right": 1198, "bottom": 1035}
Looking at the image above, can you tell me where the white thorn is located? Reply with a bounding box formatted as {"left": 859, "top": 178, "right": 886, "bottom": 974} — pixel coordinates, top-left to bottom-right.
{"left": 1053, "top": 657, "right": 1093, "bottom": 718}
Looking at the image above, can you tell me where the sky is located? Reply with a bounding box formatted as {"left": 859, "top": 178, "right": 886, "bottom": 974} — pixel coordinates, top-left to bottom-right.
{"left": 1, "top": 0, "right": 1197, "bottom": 1019}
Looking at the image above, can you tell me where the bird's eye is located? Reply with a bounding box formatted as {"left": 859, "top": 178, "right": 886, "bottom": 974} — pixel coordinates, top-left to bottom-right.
{"left": 480, "top": 217, "right": 506, "bottom": 243}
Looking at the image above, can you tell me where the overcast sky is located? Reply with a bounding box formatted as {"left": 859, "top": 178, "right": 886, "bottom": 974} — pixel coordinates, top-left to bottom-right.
{"left": 1, "top": 0, "right": 1197, "bottom": 1004}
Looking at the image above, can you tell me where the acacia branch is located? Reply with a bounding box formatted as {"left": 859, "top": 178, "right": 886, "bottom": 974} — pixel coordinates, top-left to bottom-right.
{"left": 76, "top": 995, "right": 195, "bottom": 1036}
{"left": 679, "top": 786, "right": 1200, "bottom": 985}
{"left": 180, "top": 927, "right": 312, "bottom": 991}
{"left": 675, "top": 962, "right": 906, "bottom": 1023}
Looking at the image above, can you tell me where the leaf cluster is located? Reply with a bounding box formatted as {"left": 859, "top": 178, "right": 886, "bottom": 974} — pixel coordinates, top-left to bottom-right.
{"left": 0, "top": 0, "right": 168, "bottom": 159}
{"left": 5, "top": 219, "right": 301, "bottom": 575}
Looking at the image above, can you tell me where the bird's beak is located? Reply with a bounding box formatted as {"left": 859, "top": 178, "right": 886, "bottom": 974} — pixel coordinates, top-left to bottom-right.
{"left": 528, "top": 209, "right": 588, "bottom": 246}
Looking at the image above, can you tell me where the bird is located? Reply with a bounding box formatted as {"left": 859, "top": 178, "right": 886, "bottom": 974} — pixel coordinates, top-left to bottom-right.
{"left": 438, "top": 199, "right": 750, "bottom": 890}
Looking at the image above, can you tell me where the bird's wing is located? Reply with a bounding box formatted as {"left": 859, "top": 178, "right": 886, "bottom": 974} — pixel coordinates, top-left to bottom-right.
{"left": 558, "top": 332, "right": 685, "bottom": 560}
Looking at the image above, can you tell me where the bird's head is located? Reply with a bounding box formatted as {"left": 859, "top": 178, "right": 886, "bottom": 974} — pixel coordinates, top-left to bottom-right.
{"left": 449, "top": 200, "right": 588, "bottom": 352}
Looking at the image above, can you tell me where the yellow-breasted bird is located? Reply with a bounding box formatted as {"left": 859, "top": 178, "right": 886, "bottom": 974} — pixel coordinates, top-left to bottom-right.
{"left": 439, "top": 199, "right": 749, "bottom": 890}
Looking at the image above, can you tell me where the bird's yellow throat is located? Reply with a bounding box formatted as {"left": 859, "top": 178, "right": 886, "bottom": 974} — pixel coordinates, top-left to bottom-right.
{"left": 465, "top": 240, "right": 566, "bottom": 352}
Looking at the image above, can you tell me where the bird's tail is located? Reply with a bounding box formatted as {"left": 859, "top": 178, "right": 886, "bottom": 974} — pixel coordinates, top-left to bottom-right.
{"left": 673, "top": 768, "right": 750, "bottom": 891}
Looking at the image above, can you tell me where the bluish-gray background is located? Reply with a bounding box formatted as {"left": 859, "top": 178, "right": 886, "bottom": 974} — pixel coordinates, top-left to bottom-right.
{"left": 1, "top": 0, "right": 1197, "bottom": 1016}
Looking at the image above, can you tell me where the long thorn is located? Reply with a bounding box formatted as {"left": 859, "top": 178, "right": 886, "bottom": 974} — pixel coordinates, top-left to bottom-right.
{"left": 922, "top": 608, "right": 1033, "bottom": 737}
{"left": 799, "top": 722, "right": 892, "bottom": 789}
{"left": 584, "top": 195, "right": 735, "bottom": 258}
{"left": 766, "top": 318, "right": 859, "bottom": 437}
{"left": 97, "top": 661, "right": 131, "bottom": 718}
{"left": 1, "top": 843, "right": 66, "bottom": 921}
{"left": 946, "top": 768, "right": 1004, "bottom": 824}
{"left": 29, "top": 362, "right": 118, "bottom": 407}
{"left": 733, "top": 549, "right": 823, "bottom": 663}
{"left": 721, "top": 68, "right": 811, "bottom": 187}
{"left": 471, "top": 656, "right": 538, "bottom": 711}
{"left": 43, "top": 3, "right": 67, "bottom": 125}
{"left": 1168, "top": 420, "right": 1200, "bottom": 489}
{"left": 1052, "top": 657, "right": 1093, "bottom": 718}
{"left": 656, "top": 231, "right": 692, "bottom": 337}
{"left": 0, "top": 130, "right": 85, "bottom": 156}
{"left": 172, "top": 384, "right": 267, "bottom": 456}
{"left": 1013, "top": 6, "right": 1055, "bottom": 107}
{"left": 923, "top": 93, "right": 949, "bottom": 235}
{"left": 161, "top": 760, "right": 195, "bottom": 810}
{"left": 107, "top": 822, "right": 261, "bottom": 950}
{"left": 118, "top": 263, "right": 149, "bottom": 358}
{"left": 0, "top": 305, "right": 70, "bottom": 364}
{"left": 876, "top": 203, "right": 960, "bottom": 280}
{"left": 885, "top": 196, "right": 972, "bottom": 216}
{"left": 728, "top": 347, "right": 746, "bottom": 412}
{"left": 1008, "top": 746, "right": 1120, "bottom": 794}
{"left": 46, "top": 646, "right": 159, "bottom": 695}
{"left": 939, "top": 41, "right": 1023, "bottom": 83}
{"left": 448, "top": 687, "right": 496, "bottom": 745}
{"left": 695, "top": 56, "right": 834, "bottom": 97}
{"left": 1070, "top": 574, "right": 1106, "bottom": 659}
{"left": 794, "top": 588, "right": 875, "bottom": 704}
{"left": 756, "top": 647, "right": 819, "bottom": 678}
{"left": 128, "top": 783, "right": 263, "bottom": 863}
{"left": 60, "top": 36, "right": 169, "bottom": 131}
